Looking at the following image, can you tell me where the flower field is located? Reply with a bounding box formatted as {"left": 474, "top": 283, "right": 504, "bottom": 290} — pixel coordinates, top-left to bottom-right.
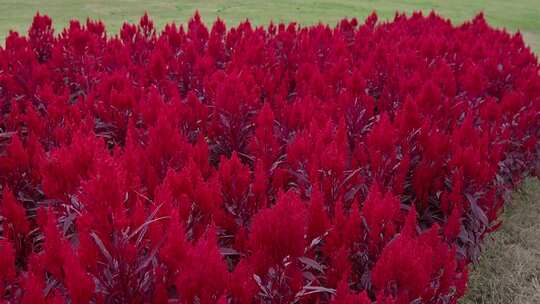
{"left": 0, "top": 11, "right": 539, "bottom": 303}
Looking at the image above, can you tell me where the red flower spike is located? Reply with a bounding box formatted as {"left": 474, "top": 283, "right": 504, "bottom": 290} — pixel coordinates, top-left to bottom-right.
{"left": 175, "top": 228, "right": 228, "bottom": 304}
{"left": 248, "top": 191, "right": 307, "bottom": 273}
{"left": 0, "top": 239, "right": 16, "bottom": 283}
{"left": 332, "top": 279, "right": 371, "bottom": 304}
{"left": 0, "top": 11, "right": 537, "bottom": 303}
{"left": 444, "top": 205, "right": 463, "bottom": 240}
{"left": 1, "top": 186, "right": 29, "bottom": 235}
{"left": 21, "top": 273, "right": 46, "bottom": 304}
{"left": 307, "top": 187, "right": 330, "bottom": 241}
{"left": 63, "top": 249, "right": 95, "bottom": 304}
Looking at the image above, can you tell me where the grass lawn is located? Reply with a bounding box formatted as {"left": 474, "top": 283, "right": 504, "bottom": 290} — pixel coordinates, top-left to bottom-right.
{"left": 0, "top": 1, "right": 539, "bottom": 303}
{"left": 461, "top": 178, "right": 540, "bottom": 304}
{"left": 0, "top": 0, "right": 539, "bottom": 53}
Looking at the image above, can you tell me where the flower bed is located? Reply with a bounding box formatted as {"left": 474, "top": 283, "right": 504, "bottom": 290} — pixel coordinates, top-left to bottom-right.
{"left": 0, "top": 12, "right": 539, "bottom": 303}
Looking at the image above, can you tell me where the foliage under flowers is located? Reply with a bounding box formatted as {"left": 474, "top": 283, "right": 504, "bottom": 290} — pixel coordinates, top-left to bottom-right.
{"left": 0, "top": 11, "right": 539, "bottom": 303}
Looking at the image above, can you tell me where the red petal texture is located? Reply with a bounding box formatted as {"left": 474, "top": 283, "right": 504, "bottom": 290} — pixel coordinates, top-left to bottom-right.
{"left": 0, "top": 11, "right": 539, "bottom": 303}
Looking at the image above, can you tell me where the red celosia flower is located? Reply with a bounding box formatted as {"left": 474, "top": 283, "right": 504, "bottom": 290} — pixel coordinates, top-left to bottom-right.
{"left": 63, "top": 249, "right": 95, "bottom": 303}
{"left": 0, "top": 10, "right": 538, "bottom": 303}
{"left": 1, "top": 186, "right": 29, "bottom": 235}
{"left": 372, "top": 225, "right": 459, "bottom": 302}
{"left": 175, "top": 228, "right": 228, "bottom": 304}
{"left": 0, "top": 239, "right": 16, "bottom": 285}
{"left": 444, "top": 205, "right": 462, "bottom": 240}
{"left": 248, "top": 191, "right": 306, "bottom": 272}
{"left": 332, "top": 280, "right": 371, "bottom": 304}
{"left": 20, "top": 273, "right": 46, "bottom": 304}
{"left": 306, "top": 187, "right": 330, "bottom": 241}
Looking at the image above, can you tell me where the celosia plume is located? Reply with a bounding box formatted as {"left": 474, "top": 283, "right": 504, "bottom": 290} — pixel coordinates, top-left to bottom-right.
{"left": 0, "top": 10, "right": 538, "bottom": 303}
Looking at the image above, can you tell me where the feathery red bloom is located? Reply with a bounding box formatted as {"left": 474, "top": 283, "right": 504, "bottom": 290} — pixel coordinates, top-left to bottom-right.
{"left": 0, "top": 11, "right": 537, "bottom": 303}
{"left": 1, "top": 187, "right": 29, "bottom": 234}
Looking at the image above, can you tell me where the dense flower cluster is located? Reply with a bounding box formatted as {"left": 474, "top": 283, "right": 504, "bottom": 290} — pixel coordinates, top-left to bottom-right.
{"left": 0, "top": 11, "right": 539, "bottom": 303}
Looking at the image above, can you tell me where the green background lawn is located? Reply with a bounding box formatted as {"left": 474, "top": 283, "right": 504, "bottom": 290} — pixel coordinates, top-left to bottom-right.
{"left": 0, "top": 1, "right": 539, "bottom": 303}
{"left": 0, "top": 0, "right": 539, "bottom": 53}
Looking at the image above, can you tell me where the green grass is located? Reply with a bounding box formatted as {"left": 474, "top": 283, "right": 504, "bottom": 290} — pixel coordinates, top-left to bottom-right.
{"left": 0, "top": 0, "right": 539, "bottom": 53}
{"left": 461, "top": 178, "right": 540, "bottom": 304}
{"left": 0, "top": 1, "right": 539, "bottom": 302}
